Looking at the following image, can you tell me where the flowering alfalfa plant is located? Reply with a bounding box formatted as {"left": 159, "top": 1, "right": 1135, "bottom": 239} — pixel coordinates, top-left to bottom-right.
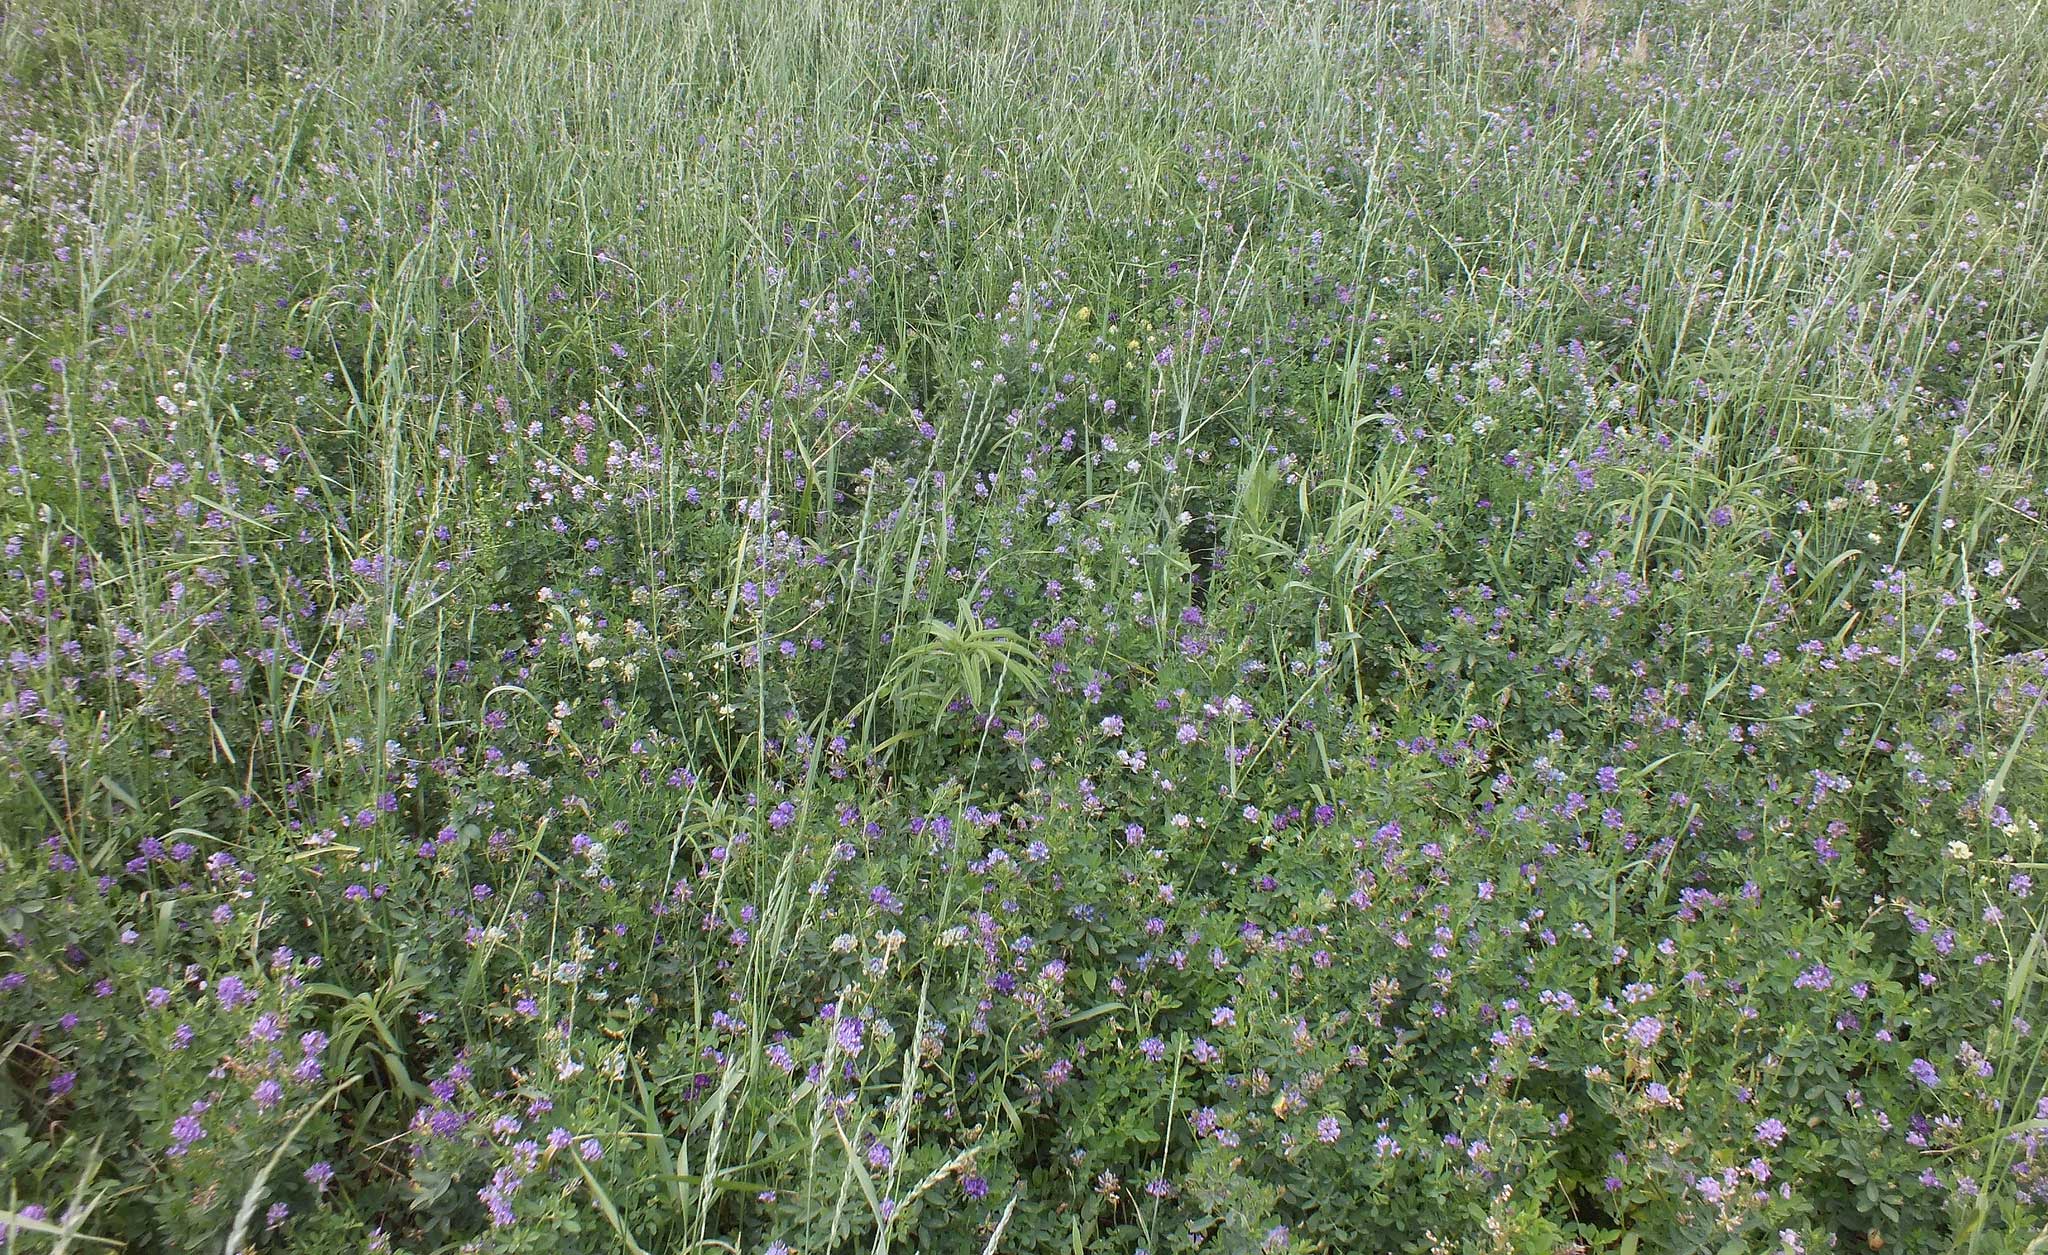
{"left": 0, "top": 843, "right": 358, "bottom": 1248}
{"left": 6, "top": 0, "right": 2048, "bottom": 1250}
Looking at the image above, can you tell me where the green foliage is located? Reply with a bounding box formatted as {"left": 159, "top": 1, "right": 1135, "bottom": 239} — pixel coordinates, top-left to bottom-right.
{"left": 2, "top": 0, "right": 2047, "bottom": 1250}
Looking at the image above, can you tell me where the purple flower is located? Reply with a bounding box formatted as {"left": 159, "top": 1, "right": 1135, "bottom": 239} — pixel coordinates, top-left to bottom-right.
{"left": 305, "top": 1161, "right": 334, "bottom": 1191}
{"left": 1627, "top": 1016, "right": 1664, "bottom": 1049}
{"left": 1755, "top": 1118, "right": 1788, "bottom": 1148}
{"left": 168, "top": 1104, "right": 209, "bottom": 1156}
{"left": 1910, "top": 1057, "right": 1940, "bottom": 1088}
{"left": 1794, "top": 964, "right": 1832, "bottom": 991}
{"left": 215, "top": 975, "right": 253, "bottom": 1009}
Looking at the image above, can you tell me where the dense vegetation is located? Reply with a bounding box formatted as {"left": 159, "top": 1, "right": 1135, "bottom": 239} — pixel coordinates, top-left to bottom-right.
{"left": 2, "top": 0, "right": 2046, "bottom": 1249}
